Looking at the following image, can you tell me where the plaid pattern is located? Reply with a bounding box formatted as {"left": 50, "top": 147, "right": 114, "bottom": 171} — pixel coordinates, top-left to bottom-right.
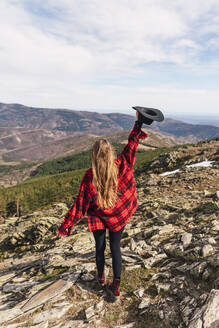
{"left": 57, "top": 121, "right": 148, "bottom": 235}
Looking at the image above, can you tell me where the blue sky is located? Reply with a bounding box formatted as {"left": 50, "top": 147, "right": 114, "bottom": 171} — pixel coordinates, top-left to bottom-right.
{"left": 0, "top": 0, "right": 219, "bottom": 116}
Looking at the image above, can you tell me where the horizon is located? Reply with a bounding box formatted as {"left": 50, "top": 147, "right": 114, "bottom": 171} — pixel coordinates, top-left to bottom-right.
{"left": 2, "top": 100, "right": 219, "bottom": 117}
{"left": 0, "top": 0, "right": 219, "bottom": 116}
{"left": 1, "top": 101, "right": 219, "bottom": 127}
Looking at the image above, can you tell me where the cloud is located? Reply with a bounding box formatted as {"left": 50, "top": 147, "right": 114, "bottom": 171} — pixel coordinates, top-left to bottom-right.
{"left": 0, "top": 0, "right": 219, "bottom": 114}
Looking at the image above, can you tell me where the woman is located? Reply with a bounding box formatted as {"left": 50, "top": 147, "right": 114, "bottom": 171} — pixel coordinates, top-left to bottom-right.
{"left": 57, "top": 111, "right": 148, "bottom": 300}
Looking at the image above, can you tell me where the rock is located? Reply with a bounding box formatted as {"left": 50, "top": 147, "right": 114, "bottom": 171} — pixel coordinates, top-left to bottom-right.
{"left": 0, "top": 308, "right": 23, "bottom": 325}
{"left": 21, "top": 279, "right": 73, "bottom": 312}
{"left": 163, "top": 244, "right": 184, "bottom": 257}
{"left": 3, "top": 281, "right": 35, "bottom": 293}
{"left": 138, "top": 297, "right": 151, "bottom": 309}
{"left": 181, "top": 232, "right": 192, "bottom": 248}
{"left": 2, "top": 322, "right": 27, "bottom": 328}
{"left": 151, "top": 272, "right": 170, "bottom": 281}
{"left": 133, "top": 288, "right": 144, "bottom": 298}
{"left": 159, "top": 310, "right": 164, "bottom": 319}
{"left": 122, "top": 255, "right": 137, "bottom": 263}
{"left": 12, "top": 277, "right": 27, "bottom": 283}
{"left": 188, "top": 318, "right": 203, "bottom": 328}
{"left": 32, "top": 305, "right": 72, "bottom": 324}
{"left": 142, "top": 253, "right": 167, "bottom": 269}
{"left": 188, "top": 289, "right": 219, "bottom": 328}
{"left": 52, "top": 321, "right": 85, "bottom": 328}
{"left": 211, "top": 220, "right": 219, "bottom": 231}
{"left": 130, "top": 238, "right": 136, "bottom": 252}
{"left": 0, "top": 272, "right": 15, "bottom": 285}
{"left": 95, "top": 300, "right": 104, "bottom": 312}
{"left": 180, "top": 296, "right": 197, "bottom": 325}
{"left": 60, "top": 269, "right": 81, "bottom": 282}
{"left": 115, "top": 323, "right": 136, "bottom": 328}
{"left": 202, "top": 244, "right": 214, "bottom": 257}
{"left": 157, "top": 224, "right": 175, "bottom": 235}
{"left": 53, "top": 301, "right": 71, "bottom": 308}
{"left": 124, "top": 228, "right": 141, "bottom": 237}
{"left": 190, "top": 262, "right": 207, "bottom": 278}
{"left": 46, "top": 203, "right": 69, "bottom": 217}
{"left": 202, "top": 289, "right": 219, "bottom": 328}
{"left": 29, "top": 322, "right": 49, "bottom": 328}
{"left": 136, "top": 240, "right": 149, "bottom": 249}
{"left": 156, "top": 283, "right": 171, "bottom": 294}
{"left": 215, "top": 277, "right": 219, "bottom": 289}
{"left": 81, "top": 273, "right": 95, "bottom": 281}
{"left": 81, "top": 263, "right": 96, "bottom": 272}
{"left": 208, "top": 237, "right": 216, "bottom": 245}
{"left": 85, "top": 305, "right": 95, "bottom": 320}
{"left": 202, "top": 268, "right": 211, "bottom": 280}
{"left": 216, "top": 191, "right": 219, "bottom": 199}
{"left": 126, "top": 265, "right": 142, "bottom": 271}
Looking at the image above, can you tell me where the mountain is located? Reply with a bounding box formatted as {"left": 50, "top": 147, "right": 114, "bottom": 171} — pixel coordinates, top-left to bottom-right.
{"left": 0, "top": 102, "right": 218, "bottom": 179}
{"left": 150, "top": 118, "right": 219, "bottom": 142}
{"left": 1, "top": 103, "right": 219, "bottom": 143}
{"left": 0, "top": 132, "right": 181, "bottom": 188}
{"left": 167, "top": 113, "right": 219, "bottom": 127}
{"left": 0, "top": 138, "right": 218, "bottom": 328}
{"left": 0, "top": 102, "right": 122, "bottom": 134}
{"left": 0, "top": 126, "right": 179, "bottom": 163}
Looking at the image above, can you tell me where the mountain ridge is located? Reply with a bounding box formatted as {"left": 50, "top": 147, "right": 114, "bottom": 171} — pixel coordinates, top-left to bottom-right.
{"left": 0, "top": 102, "right": 218, "bottom": 168}
{"left": 1, "top": 102, "right": 218, "bottom": 142}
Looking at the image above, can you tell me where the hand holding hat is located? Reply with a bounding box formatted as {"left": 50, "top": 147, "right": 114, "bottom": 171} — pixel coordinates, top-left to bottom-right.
{"left": 133, "top": 106, "right": 164, "bottom": 125}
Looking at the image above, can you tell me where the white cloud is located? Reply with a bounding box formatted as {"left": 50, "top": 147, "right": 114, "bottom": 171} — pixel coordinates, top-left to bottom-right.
{"left": 0, "top": 0, "right": 219, "bottom": 115}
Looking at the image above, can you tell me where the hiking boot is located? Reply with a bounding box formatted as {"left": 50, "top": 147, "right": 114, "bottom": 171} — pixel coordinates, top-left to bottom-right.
{"left": 106, "top": 278, "right": 120, "bottom": 301}
{"left": 96, "top": 270, "right": 105, "bottom": 287}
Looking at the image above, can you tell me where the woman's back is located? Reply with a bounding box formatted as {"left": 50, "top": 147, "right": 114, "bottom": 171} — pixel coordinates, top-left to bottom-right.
{"left": 57, "top": 120, "right": 148, "bottom": 234}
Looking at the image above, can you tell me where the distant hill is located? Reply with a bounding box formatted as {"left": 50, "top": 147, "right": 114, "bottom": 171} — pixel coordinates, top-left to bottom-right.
{"left": 0, "top": 128, "right": 180, "bottom": 187}
{"left": 150, "top": 118, "right": 219, "bottom": 142}
{"left": 1, "top": 102, "right": 219, "bottom": 142}
{"left": 0, "top": 103, "right": 219, "bottom": 165}
{"left": 0, "top": 102, "right": 122, "bottom": 134}
{"left": 0, "top": 127, "right": 179, "bottom": 163}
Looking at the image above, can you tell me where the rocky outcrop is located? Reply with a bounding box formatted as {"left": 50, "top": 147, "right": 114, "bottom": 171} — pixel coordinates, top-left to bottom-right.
{"left": 0, "top": 203, "right": 68, "bottom": 253}
{"left": 0, "top": 151, "right": 218, "bottom": 327}
{"left": 136, "top": 139, "right": 219, "bottom": 175}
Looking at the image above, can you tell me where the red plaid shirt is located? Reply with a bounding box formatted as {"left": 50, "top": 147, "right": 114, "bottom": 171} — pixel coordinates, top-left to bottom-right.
{"left": 58, "top": 121, "right": 148, "bottom": 235}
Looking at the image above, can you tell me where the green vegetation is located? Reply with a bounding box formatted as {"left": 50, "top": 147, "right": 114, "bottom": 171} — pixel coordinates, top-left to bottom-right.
{"left": 29, "top": 142, "right": 185, "bottom": 178}
{"left": 30, "top": 143, "right": 125, "bottom": 178}
{"left": 38, "top": 268, "right": 66, "bottom": 282}
{"left": 193, "top": 202, "right": 219, "bottom": 215}
{"left": 197, "top": 136, "right": 219, "bottom": 145}
{"left": 0, "top": 141, "right": 197, "bottom": 218}
{"left": 30, "top": 150, "right": 91, "bottom": 177}
{"left": 0, "top": 161, "right": 36, "bottom": 174}
{"left": 135, "top": 146, "right": 171, "bottom": 170}
{"left": 0, "top": 168, "right": 85, "bottom": 217}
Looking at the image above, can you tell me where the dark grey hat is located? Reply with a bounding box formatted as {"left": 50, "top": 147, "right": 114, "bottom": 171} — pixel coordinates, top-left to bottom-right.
{"left": 132, "top": 106, "right": 164, "bottom": 125}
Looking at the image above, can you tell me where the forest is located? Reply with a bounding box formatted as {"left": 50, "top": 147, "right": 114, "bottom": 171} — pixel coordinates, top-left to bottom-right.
{"left": 0, "top": 142, "right": 188, "bottom": 218}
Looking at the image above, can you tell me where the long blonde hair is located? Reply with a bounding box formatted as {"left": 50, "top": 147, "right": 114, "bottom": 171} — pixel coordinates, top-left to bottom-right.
{"left": 91, "top": 139, "right": 118, "bottom": 209}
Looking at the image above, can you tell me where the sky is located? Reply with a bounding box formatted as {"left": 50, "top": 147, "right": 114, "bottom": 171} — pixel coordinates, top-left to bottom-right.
{"left": 0, "top": 0, "right": 219, "bottom": 117}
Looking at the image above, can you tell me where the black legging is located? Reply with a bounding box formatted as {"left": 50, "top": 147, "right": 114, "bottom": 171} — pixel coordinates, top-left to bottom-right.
{"left": 92, "top": 226, "right": 125, "bottom": 280}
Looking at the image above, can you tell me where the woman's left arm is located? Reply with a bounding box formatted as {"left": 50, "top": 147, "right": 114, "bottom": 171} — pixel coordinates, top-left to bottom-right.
{"left": 57, "top": 172, "right": 90, "bottom": 236}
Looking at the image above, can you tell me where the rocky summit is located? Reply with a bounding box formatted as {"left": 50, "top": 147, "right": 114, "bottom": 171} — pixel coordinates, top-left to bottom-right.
{"left": 0, "top": 141, "right": 218, "bottom": 328}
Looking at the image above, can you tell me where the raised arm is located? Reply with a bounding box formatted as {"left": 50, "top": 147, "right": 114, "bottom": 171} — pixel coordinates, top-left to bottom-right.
{"left": 117, "top": 120, "right": 148, "bottom": 171}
